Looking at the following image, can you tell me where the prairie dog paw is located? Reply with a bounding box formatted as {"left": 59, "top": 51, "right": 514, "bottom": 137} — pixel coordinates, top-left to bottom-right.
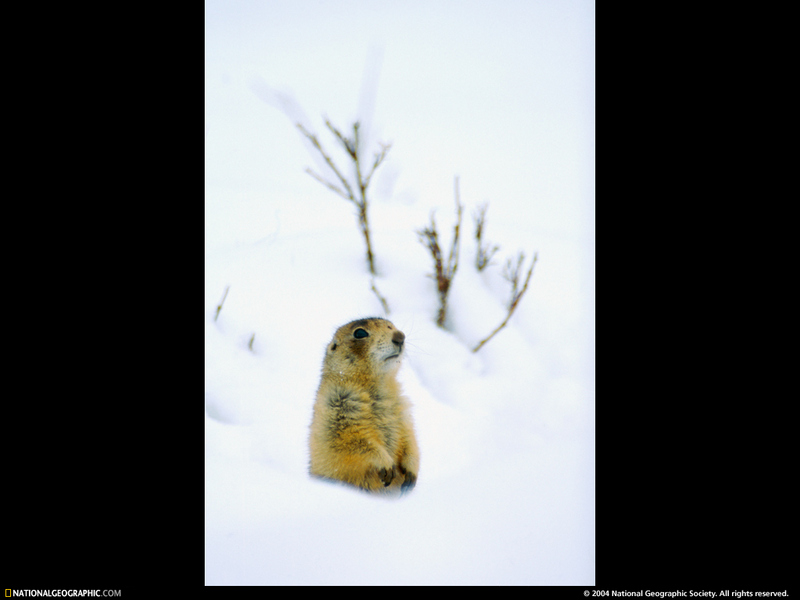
{"left": 378, "top": 466, "right": 396, "bottom": 487}
{"left": 400, "top": 470, "right": 417, "bottom": 493}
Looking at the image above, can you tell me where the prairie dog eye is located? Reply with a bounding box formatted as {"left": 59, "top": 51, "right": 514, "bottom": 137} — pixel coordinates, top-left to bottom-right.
{"left": 353, "top": 328, "right": 369, "bottom": 339}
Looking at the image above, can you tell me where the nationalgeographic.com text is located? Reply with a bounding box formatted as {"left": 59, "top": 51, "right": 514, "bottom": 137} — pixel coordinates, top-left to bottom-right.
{"left": 5, "top": 591, "right": 121, "bottom": 598}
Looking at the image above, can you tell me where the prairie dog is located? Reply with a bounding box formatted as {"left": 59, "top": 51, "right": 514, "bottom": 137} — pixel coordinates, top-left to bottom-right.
{"left": 309, "top": 317, "right": 419, "bottom": 494}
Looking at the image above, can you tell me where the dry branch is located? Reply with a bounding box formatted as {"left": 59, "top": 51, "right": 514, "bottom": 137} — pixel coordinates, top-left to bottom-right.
{"left": 472, "top": 252, "right": 537, "bottom": 352}
{"left": 296, "top": 119, "right": 391, "bottom": 276}
{"left": 417, "top": 177, "right": 463, "bottom": 328}
{"left": 473, "top": 203, "right": 500, "bottom": 271}
{"left": 214, "top": 286, "right": 230, "bottom": 322}
{"left": 371, "top": 279, "right": 391, "bottom": 316}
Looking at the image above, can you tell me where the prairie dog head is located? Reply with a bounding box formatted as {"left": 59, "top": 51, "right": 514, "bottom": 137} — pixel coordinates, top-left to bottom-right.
{"left": 323, "top": 317, "right": 406, "bottom": 378}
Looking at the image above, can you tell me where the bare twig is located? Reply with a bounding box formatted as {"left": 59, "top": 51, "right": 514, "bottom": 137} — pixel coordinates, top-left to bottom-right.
{"left": 296, "top": 123, "right": 356, "bottom": 204}
{"left": 214, "top": 286, "right": 230, "bottom": 322}
{"left": 502, "top": 252, "right": 527, "bottom": 303}
{"left": 472, "top": 252, "right": 537, "bottom": 352}
{"left": 363, "top": 143, "right": 391, "bottom": 190}
{"left": 296, "top": 119, "right": 390, "bottom": 276}
{"left": 448, "top": 177, "right": 463, "bottom": 276}
{"left": 304, "top": 167, "right": 350, "bottom": 200}
{"left": 417, "top": 177, "right": 463, "bottom": 328}
{"left": 371, "top": 279, "right": 391, "bottom": 316}
{"left": 474, "top": 203, "right": 500, "bottom": 271}
{"left": 325, "top": 119, "right": 357, "bottom": 159}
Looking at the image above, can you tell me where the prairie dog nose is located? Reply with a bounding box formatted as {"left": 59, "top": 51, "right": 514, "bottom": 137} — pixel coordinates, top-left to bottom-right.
{"left": 392, "top": 330, "right": 405, "bottom": 349}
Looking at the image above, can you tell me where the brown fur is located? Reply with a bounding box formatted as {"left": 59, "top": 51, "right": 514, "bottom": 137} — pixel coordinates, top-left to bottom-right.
{"left": 309, "top": 317, "right": 419, "bottom": 495}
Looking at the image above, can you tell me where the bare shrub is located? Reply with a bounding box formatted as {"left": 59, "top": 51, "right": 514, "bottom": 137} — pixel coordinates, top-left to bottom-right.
{"left": 472, "top": 251, "right": 538, "bottom": 352}
{"left": 297, "top": 119, "right": 391, "bottom": 276}
{"left": 473, "top": 203, "right": 500, "bottom": 272}
{"left": 417, "top": 177, "right": 463, "bottom": 328}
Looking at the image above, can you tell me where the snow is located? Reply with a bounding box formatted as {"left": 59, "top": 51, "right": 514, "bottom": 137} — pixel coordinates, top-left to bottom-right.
{"left": 206, "top": 0, "right": 594, "bottom": 585}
